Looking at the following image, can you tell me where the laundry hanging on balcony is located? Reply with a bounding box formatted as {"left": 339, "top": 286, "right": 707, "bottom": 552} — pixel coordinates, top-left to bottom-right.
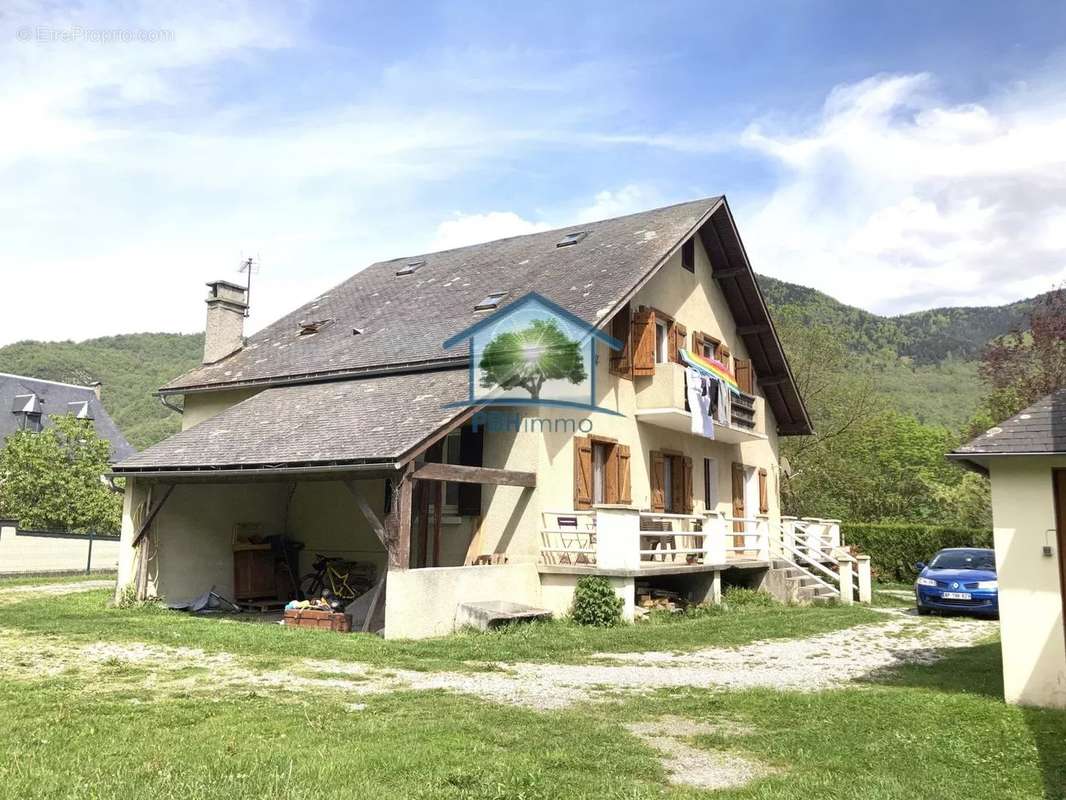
{"left": 679, "top": 349, "right": 740, "bottom": 393}
{"left": 684, "top": 368, "right": 731, "bottom": 438}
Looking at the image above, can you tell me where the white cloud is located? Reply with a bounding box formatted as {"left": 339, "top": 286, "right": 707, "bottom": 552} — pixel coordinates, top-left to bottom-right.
{"left": 430, "top": 212, "right": 552, "bottom": 251}
{"left": 574, "top": 185, "right": 657, "bottom": 223}
{"left": 737, "top": 73, "right": 1066, "bottom": 313}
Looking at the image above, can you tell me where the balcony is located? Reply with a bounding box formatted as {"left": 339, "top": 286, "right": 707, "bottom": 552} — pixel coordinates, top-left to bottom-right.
{"left": 633, "top": 362, "right": 764, "bottom": 443}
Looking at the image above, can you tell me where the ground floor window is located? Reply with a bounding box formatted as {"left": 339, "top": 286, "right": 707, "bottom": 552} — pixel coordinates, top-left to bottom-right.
{"left": 575, "top": 437, "right": 632, "bottom": 510}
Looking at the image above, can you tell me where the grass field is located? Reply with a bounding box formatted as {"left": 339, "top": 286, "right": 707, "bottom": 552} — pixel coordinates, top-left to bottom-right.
{"left": 0, "top": 584, "right": 1063, "bottom": 799}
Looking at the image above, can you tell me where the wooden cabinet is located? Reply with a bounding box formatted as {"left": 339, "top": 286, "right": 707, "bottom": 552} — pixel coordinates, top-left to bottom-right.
{"left": 233, "top": 544, "right": 276, "bottom": 601}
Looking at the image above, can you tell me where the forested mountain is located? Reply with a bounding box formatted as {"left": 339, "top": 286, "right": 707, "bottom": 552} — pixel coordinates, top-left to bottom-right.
{"left": 0, "top": 281, "right": 1044, "bottom": 450}
{"left": 0, "top": 333, "right": 202, "bottom": 450}
{"left": 758, "top": 276, "right": 1043, "bottom": 428}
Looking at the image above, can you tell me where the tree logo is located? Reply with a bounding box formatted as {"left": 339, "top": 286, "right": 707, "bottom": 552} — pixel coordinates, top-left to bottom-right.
{"left": 443, "top": 292, "right": 623, "bottom": 413}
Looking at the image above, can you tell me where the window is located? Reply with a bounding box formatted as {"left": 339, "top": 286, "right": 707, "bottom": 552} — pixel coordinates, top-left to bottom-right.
{"left": 681, "top": 239, "right": 695, "bottom": 272}
{"left": 443, "top": 429, "right": 461, "bottom": 510}
{"left": 396, "top": 260, "right": 426, "bottom": 276}
{"left": 475, "top": 291, "right": 508, "bottom": 311}
{"left": 651, "top": 451, "right": 693, "bottom": 514}
{"left": 662, "top": 456, "right": 674, "bottom": 512}
{"left": 655, "top": 319, "right": 670, "bottom": 363}
{"left": 20, "top": 412, "right": 42, "bottom": 433}
{"left": 556, "top": 231, "right": 589, "bottom": 248}
{"left": 704, "top": 457, "right": 719, "bottom": 509}
{"left": 592, "top": 442, "right": 609, "bottom": 505}
{"left": 298, "top": 319, "right": 333, "bottom": 336}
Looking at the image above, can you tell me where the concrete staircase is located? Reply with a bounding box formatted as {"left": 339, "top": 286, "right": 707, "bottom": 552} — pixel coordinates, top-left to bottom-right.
{"left": 762, "top": 559, "right": 838, "bottom": 604}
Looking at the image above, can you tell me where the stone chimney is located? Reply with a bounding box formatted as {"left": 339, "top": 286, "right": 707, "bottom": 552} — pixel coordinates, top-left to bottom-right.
{"left": 88, "top": 381, "right": 102, "bottom": 400}
{"left": 203, "top": 280, "right": 248, "bottom": 364}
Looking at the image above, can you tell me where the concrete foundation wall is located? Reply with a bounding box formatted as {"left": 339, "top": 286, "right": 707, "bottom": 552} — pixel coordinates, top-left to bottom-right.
{"left": 989, "top": 457, "right": 1066, "bottom": 709}
{"left": 384, "top": 563, "right": 542, "bottom": 639}
{"left": 0, "top": 522, "right": 119, "bottom": 575}
{"left": 538, "top": 572, "right": 636, "bottom": 622}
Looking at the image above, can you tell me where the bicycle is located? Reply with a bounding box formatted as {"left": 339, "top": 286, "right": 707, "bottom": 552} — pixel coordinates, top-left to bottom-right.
{"left": 300, "top": 554, "right": 375, "bottom": 603}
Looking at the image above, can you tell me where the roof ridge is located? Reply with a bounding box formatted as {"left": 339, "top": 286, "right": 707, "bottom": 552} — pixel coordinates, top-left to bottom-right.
{"left": 0, "top": 372, "right": 96, "bottom": 391}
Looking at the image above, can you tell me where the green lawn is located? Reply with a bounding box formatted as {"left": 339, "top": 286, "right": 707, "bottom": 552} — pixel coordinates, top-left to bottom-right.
{"left": 0, "top": 589, "right": 885, "bottom": 671}
{"left": 1, "top": 587, "right": 1064, "bottom": 799}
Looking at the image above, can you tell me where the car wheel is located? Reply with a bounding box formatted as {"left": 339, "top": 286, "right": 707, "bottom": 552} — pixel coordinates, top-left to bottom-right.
{"left": 916, "top": 606, "right": 931, "bottom": 616}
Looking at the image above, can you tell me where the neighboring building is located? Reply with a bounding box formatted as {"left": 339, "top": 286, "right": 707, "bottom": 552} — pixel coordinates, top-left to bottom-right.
{"left": 951, "top": 390, "right": 1066, "bottom": 709}
{"left": 0, "top": 373, "right": 134, "bottom": 462}
{"left": 112, "top": 197, "right": 864, "bottom": 637}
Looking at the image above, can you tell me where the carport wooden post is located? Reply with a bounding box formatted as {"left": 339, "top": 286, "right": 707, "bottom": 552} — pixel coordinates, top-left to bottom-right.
{"left": 345, "top": 464, "right": 413, "bottom": 570}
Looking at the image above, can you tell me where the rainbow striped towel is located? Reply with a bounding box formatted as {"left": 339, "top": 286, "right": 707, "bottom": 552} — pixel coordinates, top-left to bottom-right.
{"left": 680, "top": 349, "right": 740, "bottom": 391}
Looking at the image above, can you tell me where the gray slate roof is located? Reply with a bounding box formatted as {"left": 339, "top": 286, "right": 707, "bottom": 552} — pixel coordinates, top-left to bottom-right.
{"left": 951, "top": 389, "right": 1066, "bottom": 463}
{"left": 114, "top": 369, "right": 468, "bottom": 473}
{"left": 163, "top": 198, "right": 724, "bottom": 393}
{"left": 0, "top": 373, "right": 135, "bottom": 462}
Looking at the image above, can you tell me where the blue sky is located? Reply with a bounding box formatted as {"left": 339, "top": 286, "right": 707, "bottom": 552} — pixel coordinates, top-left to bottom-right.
{"left": 3, "top": 0, "right": 1065, "bottom": 345}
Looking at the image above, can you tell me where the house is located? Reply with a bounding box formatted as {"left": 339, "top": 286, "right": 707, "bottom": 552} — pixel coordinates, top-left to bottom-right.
{"left": 950, "top": 390, "right": 1066, "bottom": 709}
{"left": 0, "top": 373, "right": 134, "bottom": 462}
{"left": 112, "top": 197, "right": 867, "bottom": 638}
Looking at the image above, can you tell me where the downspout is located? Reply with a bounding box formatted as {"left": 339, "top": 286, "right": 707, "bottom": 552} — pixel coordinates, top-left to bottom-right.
{"left": 157, "top": 393, "right": 184, "bottom": 414}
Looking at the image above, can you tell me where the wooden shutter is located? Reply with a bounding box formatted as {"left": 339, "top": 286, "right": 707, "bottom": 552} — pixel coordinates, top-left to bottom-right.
{"left": 650, "top": 451, "right": 665, "bottom": 512}
{"left": 682, "top": 457, "right": 694, "bottom": 514}
{"left": 631, "top": 309, "right": 656, "bottom": 376}
{"left": 731, "top": 463, "right": 746, "bottom": 537}
{"left": 669, "top": 455, "right": 685, "bottom": 514}
{"left": 672, "top": 322, "right": 687, "bottom": 363}
{"left": 616, "top": 445, "right": 631, "bottom": 505}
{"left": 574, "top": 437, "right": 593, "bottom": 510}
{"left": 735, "top": 358, "right": 753, "bottom": 394}
{"left": 717, "top": 342, "right": 730, "bottom": 365}
{"left": 703, "top": 459, "right": 711, "bottom": 509}
{"left": 758, "top": 468, "right": 769, "bottom": 514}
{"left": 604, "top": 443, "right": 619, "bottom": 504}
{"left": 608, "top": 305, "right": 632, "bottom": 378}
{"left": 457, "top": 425, "right": 484, "bottom": 516}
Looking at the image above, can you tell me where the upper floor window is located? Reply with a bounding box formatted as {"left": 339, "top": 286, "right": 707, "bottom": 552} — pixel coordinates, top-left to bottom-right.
{"left": 681, "top": 239, "right": 695, "bottom": 272}
{"left": 20, "top": 412, "right": 42, "bottom": 433}
{"left": 655, "top": 319, "right": 670, "bottom": 363}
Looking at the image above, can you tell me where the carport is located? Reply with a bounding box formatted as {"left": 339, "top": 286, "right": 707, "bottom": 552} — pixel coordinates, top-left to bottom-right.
{"left": 110, "top": 370, "right": 536, "bottom": 636}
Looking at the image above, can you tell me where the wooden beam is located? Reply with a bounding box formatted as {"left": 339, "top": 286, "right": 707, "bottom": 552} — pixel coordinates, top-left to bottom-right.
{"left": 131, "top": 484, "right": 175, "bottom": 547}
{"left": 758, "top": 374, "right": 791, "bottom": 387}
{"left": 384, "top": 464, "right": 413, "bottom": 570}
{"left": 736, "top": 323, "right": 771, "bottom": 336}
{"left": 411, "top": 463, "right": 536, "bottom": 488}
{"left": 344, "top": 481, "right": 389, "bottom": 550}
{"left": 712, "top": 267, "right": 746, "bottom": 279}
{"left": 432, "top": 481, "right": 443, "bottom": 567}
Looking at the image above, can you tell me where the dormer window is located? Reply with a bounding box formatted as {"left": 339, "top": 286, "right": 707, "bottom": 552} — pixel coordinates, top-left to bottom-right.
{"left": 396, "top": 260, "right": 426, "bottom": 276}
{"left": 20, "top": 412, "right": 42, "bottom": 433}
{"left": 11, "top": 393, "right": 43, "bottom": 433}
{"left": 474, "top": 292, "right": 508, "bottom": 312}
{"left": 556, "top": 231, "right": 589, "bottom": 248}
{"left": 298, "top": 319, "right": 334, "bottom": 336}
{"left": 67, "top": 400, "right": 93, "bottom": 420}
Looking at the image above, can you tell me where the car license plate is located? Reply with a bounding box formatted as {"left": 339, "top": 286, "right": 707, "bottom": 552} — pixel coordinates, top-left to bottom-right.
{"left": 941, "top": 591, "right": 972, "bottom": 600}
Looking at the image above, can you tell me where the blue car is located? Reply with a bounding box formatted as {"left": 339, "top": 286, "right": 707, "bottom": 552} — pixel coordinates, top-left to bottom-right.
{"left": 914, "top": 548, "right": 999, "bottom": 618}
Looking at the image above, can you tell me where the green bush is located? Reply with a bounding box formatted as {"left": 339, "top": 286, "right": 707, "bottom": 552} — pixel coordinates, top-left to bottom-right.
{"left": 843, "top": 522, "right": 992, "bottom": 582}
{"left": 570, "top": 576, "right": 624, "bottom": 627}
{"left": 722, "top": 587, "right": 777, "bottom": 608}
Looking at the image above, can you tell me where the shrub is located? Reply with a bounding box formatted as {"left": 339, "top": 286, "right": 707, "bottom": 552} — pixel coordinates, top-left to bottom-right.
{"left": 570, "top": 576, "right": 624, "bottom": 626}
{"left": 722, "top": 587, "right": 776, "bottom": 608}
{"left": 842, "top": 522, "right": 993, "bottom": 582}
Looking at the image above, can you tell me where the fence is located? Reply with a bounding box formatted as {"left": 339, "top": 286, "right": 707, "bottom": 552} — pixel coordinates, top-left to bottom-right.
{"left": 0, "top": 519, "right": 120, "bottom": 575}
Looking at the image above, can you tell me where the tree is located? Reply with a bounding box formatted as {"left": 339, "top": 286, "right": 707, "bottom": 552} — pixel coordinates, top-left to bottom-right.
{"left": 970, "top": 287, "right": 1066, "bottom": 432}
{"left": 0, "top": 415, "right": 121, "bottom": 533}
{"left": 478, "top": 318, "right": 587, "bottom": 400}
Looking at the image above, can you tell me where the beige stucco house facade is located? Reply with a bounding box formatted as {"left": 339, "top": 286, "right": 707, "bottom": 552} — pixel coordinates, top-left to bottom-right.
{"left": 112, "top": 197, "right": 863, "bottom": 638}
{"left": 951, "top": 390, "right": 1066, "bottom": 709}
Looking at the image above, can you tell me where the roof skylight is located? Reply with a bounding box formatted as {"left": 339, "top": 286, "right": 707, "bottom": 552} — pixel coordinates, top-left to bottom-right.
{"left": 396, "top": 260, "right": 426, "bottom": 276}
{"left": 474, "top": 292, "right": 508, "bottom": 312}
{"left": 556, "top": 231, "right": 589, "bottom": 248}
{"left": 298, "top": 319, "right": 334, "bottom": 336}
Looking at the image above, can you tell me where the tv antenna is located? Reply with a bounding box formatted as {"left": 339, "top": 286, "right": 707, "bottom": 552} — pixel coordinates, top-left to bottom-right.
{"left": 237, "top": 255, "right": 260, "bottom": 318}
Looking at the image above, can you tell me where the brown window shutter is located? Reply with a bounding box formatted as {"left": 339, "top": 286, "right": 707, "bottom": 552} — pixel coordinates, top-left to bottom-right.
{"left": 703, "top": 458, "right": 711, "bottom": 509}
{"left": 616, "top": 444, "right": 631, "bottom": 505}
{"left": 758, "top": 468, "right": 769, "bottom": 514}
{"left": 574, "top": 437, "right": 593, "bottom": 510}
{"left": 608, "top": 305, "right": 632, "bottom": 378}
{"left": 731, "top": 463, "right": 746, "bottom": 536}
{"left": 717, "top": 342, "right": 730, "bottom": 366}
{"left": 631, "top": 309, "right": 656, "bottom": 376}
{"left": 650, "top": 451, "right": 665, "bottom": 512}
{"left": 691, "top": 330, "right": 703, "bottom": 352}
{"left": 672, "top": 322, "right": 687, "bottom": 362}
{"left": 669, "top": 455, "right": 685, "bottom": 513}
{"left": 735, "top": 358, "right": 753, "bottom": 394}
{"left": 682, "top": 456, "right": 694, "bottom": 514}
{"left": 604, "top": 443, "right": 619, "bottom": 504}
